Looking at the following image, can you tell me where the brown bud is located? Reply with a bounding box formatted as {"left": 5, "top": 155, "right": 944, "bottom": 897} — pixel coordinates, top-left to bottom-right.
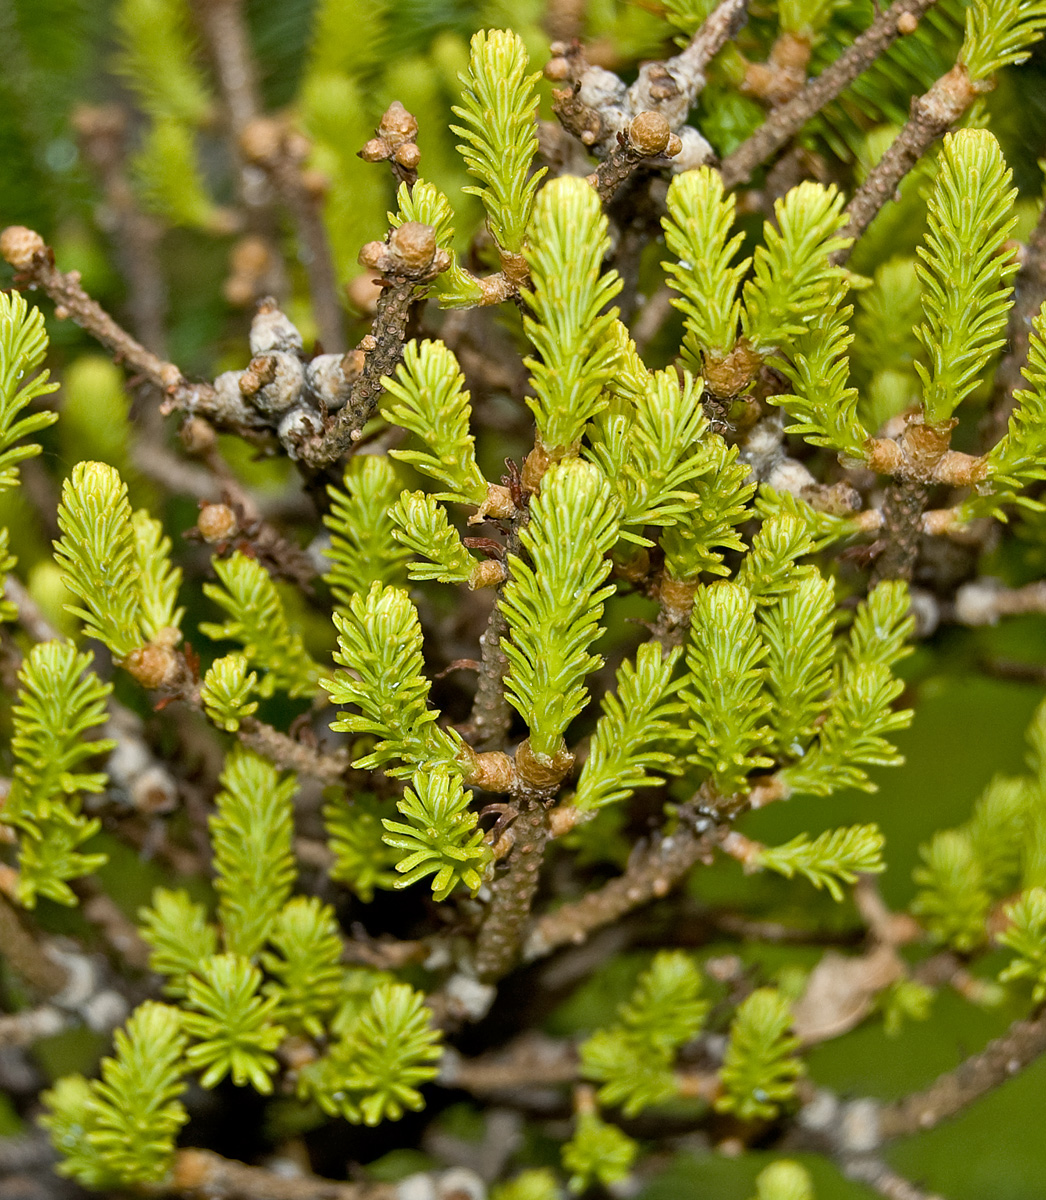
{"left": 469, "top": 559, "right": 508, "bottom": 590}
{"left": 357, "top": 240, "right": 387, "bottom": 272}
{"left": 299, "top": 168, "right": 329, "bottom": 198}
{"left": 240, "top": 116, "right": 284, "bottom": 164}
{"left": 470, "top": 483, "right": 517, "bottom": 523}
{"left": 378, "top": 100, "right": 418, "bottom": 143}
{"left": 659, "top": 574, "right": 699, "bottom": 622}
{"left": 897, "top": 10, "right": 919, "bottom": 33}
{"left": 514, "top": 738, "right": 574, "bottom": 791}
{"left": 342, "top": 349, "right": 366, "bottom": 381}
{"left": 467, "top": 751, "right": 515, "bottom": 793}
{"left": 1, "top": 226, "right": 45, "bottom": 270}
{"left": 197, "top": 502, "right": 238, "bottom": 543}
{"left": 666, "top": 133, "right": 683, "bottom": 157}
{"left": 628, "top": 111, "right": 672, "bottom": 157}
{"left": 544, "top": 56, "right": 570, "bottom": 81}
{"left": 394, "top": 142, "right": 421, "bottom": 170}
{"left": 239, "top": 355, "right": 278, "bottom": 397}
{"left": 388, "top": 222, "right": 437, "bottom": 273}
{"left": 124, "top": 644, "right": 179, "bottom": 689}
{"left": 359, "top": 136, "right": 390, "bottom": 163}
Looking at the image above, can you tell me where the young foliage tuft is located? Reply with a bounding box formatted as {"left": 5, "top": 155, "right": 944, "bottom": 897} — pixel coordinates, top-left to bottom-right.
{"left": 915, "top": 129, "right": 1018, "bottom": 426}
{"left": 562, "top": 1111, "right": 637, "bottom": 1195}
{"left": 300, "top": 982, "right": 442, "bottom": 1126}
{"left": 381, "top": 766, "right": 493, "bottom": 900}
{"left": 451, "top": 29, "right": 544, "bottom": 254}
{"left": 0, "top": 291, "right": 58, "bottom": 492}
{"left": 324, "top": 791, "right": 401, "bottom": 901}
{"left": 324, "top": 455, "right": 410, "bottom": 607}
{"left": 325, "top": 582, "right": 465, "bottom": 776}
{"left": 998, "top": 887, "right": 1046, "bottom": 1001}
{"left": 500, "top": 459, "right": 619, "bottom": 758}
{"left": 200, "top": 653, "right": 259, "bottom": 732}
{"left": 522, "top": 176, "right": 622, "bottom": 455}
{"left": 716, "top": 988, "right": 804, "bottom": 1120}
{"left": 390, "top": 490, "right": 478, "bottom": 585}
{"left": 381, "top": 340, "right": 488, "bottom": 506}
{"left": 138, "top": 888, "right": 218, "bottom": 998}
{"left": 201, "top": 552, "right": 321, "bottom": 699}
{"left": 262, "top": 896, "right": 345, "bottom": 1038}
{"left": 42, "top": 1001, "right": 188, "bottom": 1188}
{"left": 210, "top": 750, "right": 297, "bottom": 960}
{"left": 755, "top": 824, "right": 886, "bottom": 901}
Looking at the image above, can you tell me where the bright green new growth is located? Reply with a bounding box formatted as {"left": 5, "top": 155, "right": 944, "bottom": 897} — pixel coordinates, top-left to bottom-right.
{"left": 916, "top": 129, "right": 1018, "bottom": 426}
{"left": 685, "top": 580, "right": 772, "bottom": 795}
{"left": 451, "top": 29, "right": 545, "bottom": 254}
{"left": 200, "top": 653, "right": 259, "bottom": 731}
{"left": 182, "top": 953, "right": 286, "bottom": 1093}
{"left": 971, "top": 302, "right": 1046, "bottom": 517}
{"left": 769, "top": 282, "right": 869, "bottom": 458}
{"left": 961, "top": 0, "right": 1046, "bottom": 81}
{"left": 500, "top": 459, "right": 619, "bottom": 758}
{"left": 573, "top": 643, "right": 683, "bottom": 812}
{"left": 131, "top": 509, "right": 184, "bottom": 641}
{"left": 114, "top": 0, "right": 211, "bottom": 124}
{"left": 662, "top": 166, "right": 748, "bottom": 366}
{"left": 200, "top": 551, "right": 321, "bottom": 699}
{"left": 262, "top": 896, "right": 345, "bottom": 1038}
{"left": 0, "top": 291, "right": 58, "bottom": 492}
{"left": 382, "top": 766, "right": 492, "bottom": 900}
{"left": 381, "top": 340, "right": 488, "bottom": 506}
{"left": 491, "top": 1169, "right": 562, "bottom": 1200}
{"left": 587, "top": 368, "right": 710, "bottom": 541}
{"left": 42, "top": 1002, "right": 188, "bottom": 1188}
{"left": 523, "top": 176, "right": 622, "bottom": 454}
{"left": 913, "top": 829, "right": 993, "bottom": 951}
{"left": 301, "top": 982, "right": 442, "bottom": 1126}
{"left": 323, "top": 455, "right": 410, "bottom": 610}
{"left": 756, "top": 824, "right": 886, "bottom": 901}
{"left": 779, "top": 581, "right": 914, "bottom": 797}
{"left": 132, "top": 118, "right": 222, "bottom": 231}
{"left": 661, "top": 435, "right": 756, "bottom": 581}
{"left": 54, "top": 462, "right": 143, "bottom": 659}
{"left": 998, "top": 887, "right": 1046, "bottom": 1000}
{"left": 326, "top": 583, "right": 464, "bottom": 776}
{"left": 323, "top": 791, "right": 401, "bottom": 901}
{"left": 717, "top": 987, "right": 804, "bottom": 1120}
{"left": 138, "top": 888, "right": 218, "bottom": 998}
{"left": 739, "top": 512, "right": 817, "bottom": 603}
{"left": 210, "top": 750, "right": 297, "bottom": 960}
{"left": 390, "top": 490, "right": 478, "bottom": 585}
{"left": 562, "top": 1110, "right": 638, "bottom": 1195}
{"left": 761, "top": 569, "right": 835, "bottom": 757}
{"left": 580, "top": 952, "right": 708, "bottom": 1115}
{"left": 752, "top": 1161, "right": 816, "bottom": 1200}
{"left": 741, "top": 181, "right": 851, "bottom": 352}
{"left": 3, "top": 640, "right": 113, "bottom": 907}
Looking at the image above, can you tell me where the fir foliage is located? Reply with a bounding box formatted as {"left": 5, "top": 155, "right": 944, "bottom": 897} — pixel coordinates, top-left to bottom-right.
{"left": 54, "top": 462, "right": 143, "bottom": 659}
{"left": 210, "top": 750, "right": 297, "bottom": 961}
{"left": 201, "top": 552, "right": 321, "bottom": 699}
{"left": 323, "top": 455, "right": 411, "bottom": 609}
{"left": 42, "top": 1001, "right": 188, "bottom": 1187}
{"left": 662, "top": 167, "right": 747, "bottom": 367}
{"left": 380, "top": 340, "right": 488, "bottom": 506}
{"left": 131, "top": 509, "right": 183, "bottom": 641}
{"left": 300, "top": 982, "right": 442, "bottom": 1126}
{"left": 323, "top": 791, "right": 401, "bottom": 901}
{"left": 573, "top": 643, "right": 684, "bottom": 813}
{"left": 390, "top": 490, "right": 478, "bottom": 585}
{"left": 262, "top": 896, "right": 345, "bottom": 1037}
{"left": 716, "top": 988, "right": 804, "bottom": 1120}
{"left": 915, "top": 129, "right": 1018, "bottom": 426}
{"left": 912, "top": 829, "right": 992, "bottom": 951}
{"left": 200, "top": 653, "right": 259, "bottom": 732}
{"left": 661, "top": 436, "right": 756, "bottom": 581}
{"left": 522, "top": 176, "right": 622, "bottom": 454}
{"left": 684, "top": 581, "right": 772, "bottom": 795}
{"left": 562, "top": 1111, "right": 637, "bottom": 1195}
{"left": 381, "top": 765, "right": 493, "bottom": 900}
{"left": 752, "top": 1161, "right": 816, "bottom": 1200}
{"left": 138, "top": 888, "right": 218, "bottom": 998}
{"left": 500, "top": 459, "right": 619, "bottom": 758}
{"left": 998, "top": 887, "right": 1046, "bottom": 1000}
{"left": 0, "top": 291, "right": 58, "bottom": 492}
{"left": 961, "top": 0, "right": 1046, "bottom": 81}
{"left": 451, "top": 29, "right": 544, "bottom": 254}
{"left": 755, "top": 824, "right": 886, "bottom": 901}
{"left": 325, "top": 582, "right": 465, "bottom": 776}
{"left": 182, "top": 954, "right": 286, "bottom": 1093}
{"left": 3, "top": 641, "right": 113, "bottom": 907}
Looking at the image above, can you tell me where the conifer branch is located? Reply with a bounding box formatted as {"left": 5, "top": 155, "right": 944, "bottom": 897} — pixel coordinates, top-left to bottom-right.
{"left": 719, "top": 0, "right": 942, "bottom": 187}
